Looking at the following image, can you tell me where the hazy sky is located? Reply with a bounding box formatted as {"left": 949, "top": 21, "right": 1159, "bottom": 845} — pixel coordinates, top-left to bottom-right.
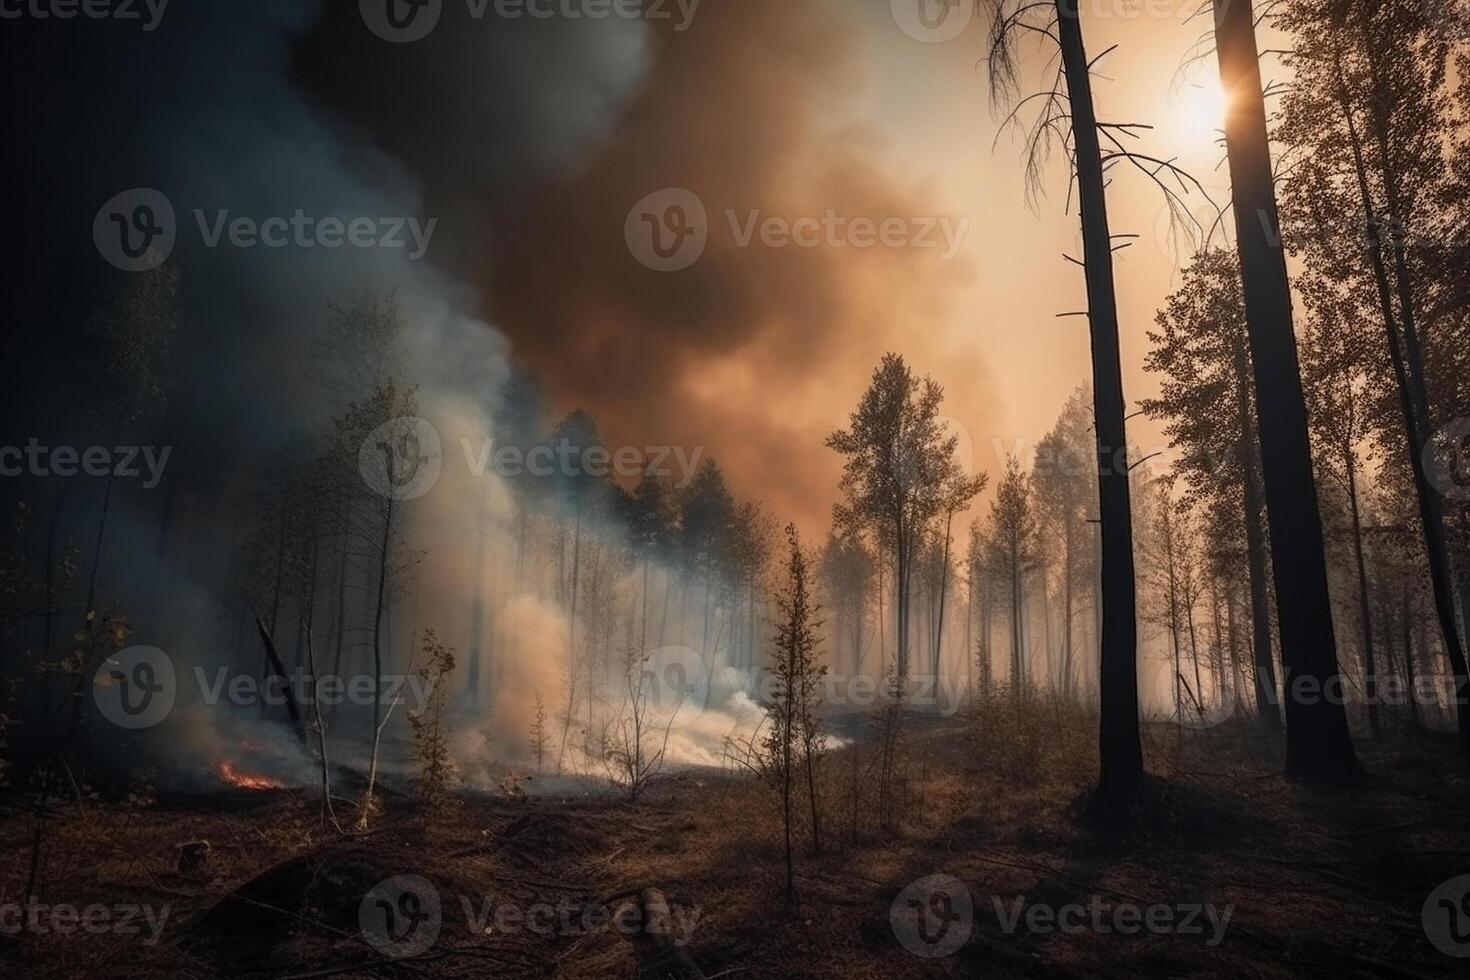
{"left": 301, "top": 0, "right": 1270, "bottom": 534}
{"left": 474, "top": 0, "right": 1248, "bottom": 532}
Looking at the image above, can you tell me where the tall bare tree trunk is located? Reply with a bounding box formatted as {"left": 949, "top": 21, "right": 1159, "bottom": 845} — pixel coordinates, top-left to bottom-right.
{"left": 1056, "top": 0, "right": 1142, "bottom": 807}
{"left": 1214, "top": 0, "right": 1357, "bottom": 780}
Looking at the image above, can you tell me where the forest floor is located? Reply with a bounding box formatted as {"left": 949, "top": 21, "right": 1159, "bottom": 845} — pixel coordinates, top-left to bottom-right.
{"left": 3, "top": 702, "right": 1470, "bottom": 979}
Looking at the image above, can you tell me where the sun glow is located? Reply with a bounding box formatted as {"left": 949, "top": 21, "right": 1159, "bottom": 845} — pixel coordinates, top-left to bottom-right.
{"left": 1173, "top": 75, "right": 1229, "bottom": 150}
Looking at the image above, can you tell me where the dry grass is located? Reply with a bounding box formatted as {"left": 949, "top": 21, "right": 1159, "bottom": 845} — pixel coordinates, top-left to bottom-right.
{"left": 3, "top": 703, "right": 1469, "bottom": 978}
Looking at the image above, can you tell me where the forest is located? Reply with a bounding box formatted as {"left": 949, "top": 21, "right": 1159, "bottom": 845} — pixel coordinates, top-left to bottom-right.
{"left": 3, "top": 0, "right": 1470, "bottom": 978}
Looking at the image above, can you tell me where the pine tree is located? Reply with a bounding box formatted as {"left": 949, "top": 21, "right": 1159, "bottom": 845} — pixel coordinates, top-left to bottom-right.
{"left": 763, "top": 524, "right": 825, "bottom": 900}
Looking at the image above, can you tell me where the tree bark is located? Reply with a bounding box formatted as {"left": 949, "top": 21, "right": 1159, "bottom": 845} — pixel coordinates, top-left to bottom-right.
{"left": 1215, "top": 0, "right": 1358, "bottom": 780}
{"left": 1057, "top": 0, "right": 1143, "bottom": 805}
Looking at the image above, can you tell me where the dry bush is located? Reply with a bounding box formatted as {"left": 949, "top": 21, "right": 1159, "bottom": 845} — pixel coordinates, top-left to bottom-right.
{"left": 408, "top": 629, "right": 458, "bottom": 816}
{"left": 601, "top": 665, "right": 673, "bottom": 802}
{"left": 966, "top": 684, "right": 1095, "bottom": 787}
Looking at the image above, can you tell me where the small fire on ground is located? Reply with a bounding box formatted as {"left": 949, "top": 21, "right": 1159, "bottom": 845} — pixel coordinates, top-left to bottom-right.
{"left": 212, "top": 759, "right": 285, "bottom": 791}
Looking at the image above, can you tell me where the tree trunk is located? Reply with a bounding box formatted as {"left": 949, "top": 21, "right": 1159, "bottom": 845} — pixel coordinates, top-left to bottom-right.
{"left": 556, "top": 504, "right": 584, "bottom": 772}
{"left": 781, "top": 646, "right": 795, "bottom": 901}
{"left": 1185, "top": 595, "right": 1205, "bottom": 721}
{"left": 1167, "top": 565, "right": 1183, "bottom": 723}
{"left": 933, "top": 508, "right": 954, "bottom": 684}
{"left": 1010, "top": 537, "right": 1022, "bottom": 696}
{"left": 1231, "top": 343, "right": 1282, "bottom": 730}
{"left": 327, "top": 506, "right": 349, "bottom": 723}
{"left": 304, "top": 628, "right": 339, "bottom": 830}
{"left": 896, "top": 523, "right": 910, "bottom": 681}
{"left": 1056, "top": 0, "right": 1143, "bottom": 806}
{"left": 965, "top": 570, "right": 974, "bottom": 695}
{"left": 1401, "top": 578, "right": 1422, "bottom": 728}
{"left": 371, "top": 496, "right": 393, "bottom": 743}
{"left": 1040, "top": 576, "right": 1054, "bottom": 696}
{"left": 1344, "top": 451, "right": 1380, "bottom": 736}
{"left": 805, "top": 744, "right": 822, "bottom": 855}
{"left": 256, "top": 615, "right": 307, "bottom": 745}
{"left": 1209, "top": 577, "right": 1228, "bottom": 709}
{"left": 1062, "top": 515, "right": 1075, "bottom": 701}
{"left": 980, "top": 575, "right": 993, "bottom": 697}
{"left": 876, "top": 547, "right": 886, "bottom": 681}
{"left": 1214, "top": 0, "right": 1358, "bottom": 781}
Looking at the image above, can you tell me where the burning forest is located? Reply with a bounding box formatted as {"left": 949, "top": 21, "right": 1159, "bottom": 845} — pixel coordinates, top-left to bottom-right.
{"left": 4, "top": 1, "right": 1470, "bottom": 978}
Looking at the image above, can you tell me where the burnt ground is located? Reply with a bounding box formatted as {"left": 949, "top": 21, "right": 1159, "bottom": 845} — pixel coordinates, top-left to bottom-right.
{"left": 2, "top": 705, "right": 1469, "bottom": 979}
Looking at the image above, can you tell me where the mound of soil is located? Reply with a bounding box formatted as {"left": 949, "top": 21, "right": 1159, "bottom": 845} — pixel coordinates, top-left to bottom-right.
{"left": 190, "top": 844, "right": 402, "bottom": 945}
{"left": 499, "top": 810, "right": 605, "bottom": 860}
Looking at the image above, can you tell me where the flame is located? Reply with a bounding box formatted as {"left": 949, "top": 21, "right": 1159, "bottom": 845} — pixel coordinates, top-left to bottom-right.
{"left": 212, "top": 759, "right": 285, "bottom": 791}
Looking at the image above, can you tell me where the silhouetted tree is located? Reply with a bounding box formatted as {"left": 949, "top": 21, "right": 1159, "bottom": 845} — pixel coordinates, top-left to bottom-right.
{"left": 821, "top": 530, "right": 874, "bottom": 677}
{"left": 1032, "top": 387, "right": 1096, "bottom": 701}
{"left": 1143, "top": 251, "right": 1282, "bottom": 729}
{"left": 988, "top": 455, "right": 1037, "bottom": 698}
{"left": 827, "top": 354, "right": 960, "bottom": 683}
{"left": 1213, "top": 0, "right": 1359, "bottom": 780}
{"left": 764, "top": 524, "right": 824, "bottom": 899}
